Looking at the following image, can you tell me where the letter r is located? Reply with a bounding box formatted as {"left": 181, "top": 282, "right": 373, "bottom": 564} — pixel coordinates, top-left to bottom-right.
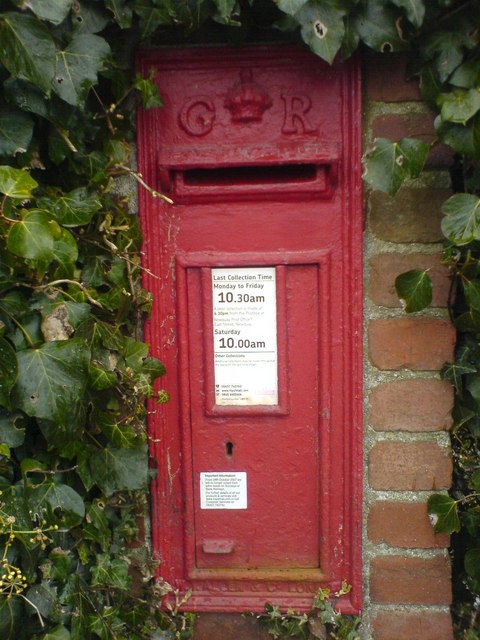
{"left": 281, "top": 94, "right": 317, "bottom": 134}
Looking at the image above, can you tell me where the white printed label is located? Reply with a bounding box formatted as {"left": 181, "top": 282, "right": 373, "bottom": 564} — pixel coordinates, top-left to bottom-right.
{"left": 212, "top": 267, "right": 277, "bottom": 405}
{"left": 200, "top": 472, "right": 247, "bottom": 509}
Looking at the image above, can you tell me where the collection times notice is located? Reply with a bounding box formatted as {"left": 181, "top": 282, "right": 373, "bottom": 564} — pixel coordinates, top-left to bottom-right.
{"left": 212, "top": 267, "right": 278, "bottom": 406}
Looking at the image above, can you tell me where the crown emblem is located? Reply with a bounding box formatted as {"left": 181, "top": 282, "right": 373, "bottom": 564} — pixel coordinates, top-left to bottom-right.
{"left": 224, "top": 70, "right": 272, "bottom": 123}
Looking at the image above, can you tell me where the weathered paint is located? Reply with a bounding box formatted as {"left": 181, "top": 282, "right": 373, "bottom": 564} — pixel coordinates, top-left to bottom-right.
{"left": 136, "top": 45, "right": 362, "bottom": 613}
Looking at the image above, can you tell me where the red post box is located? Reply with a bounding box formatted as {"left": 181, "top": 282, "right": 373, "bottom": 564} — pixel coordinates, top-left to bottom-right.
{"left": 137, "top": 45, "right": 362, "bottom": 613}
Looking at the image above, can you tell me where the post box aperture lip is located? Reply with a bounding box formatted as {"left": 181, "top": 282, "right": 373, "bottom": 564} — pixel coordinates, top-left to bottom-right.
{"left": 159, "top": 162, "right": 337, "bottom": 202}
{"left": 137, "top": 44, "right": 363, "bottom": 614}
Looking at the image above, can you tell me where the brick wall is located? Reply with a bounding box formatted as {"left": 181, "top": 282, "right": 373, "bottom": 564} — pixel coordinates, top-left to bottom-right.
{"left": 363, "top": 53, "right": 455, "bottom": 640}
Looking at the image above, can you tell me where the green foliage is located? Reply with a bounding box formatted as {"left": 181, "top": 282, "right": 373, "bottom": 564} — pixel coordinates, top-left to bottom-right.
{"left": 256, "top": 583, "right": 361, "bottom": 639}
{"left": 428, "top": 494, "right": 461, "bottom": 534}
{"left": 363, "top": 137, "right": 430, "bottom": 196}
{"left": 0, "top": 2, "right": 176, "bottom": 636}
{"left": 395, "top": 269, "right": 433, "bottom": 313}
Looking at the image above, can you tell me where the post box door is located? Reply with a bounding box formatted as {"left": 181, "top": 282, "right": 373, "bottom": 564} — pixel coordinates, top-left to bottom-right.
{"left": 137, "top": 45, "right": 362, "bottom": 613}
{"left": 187, "top": 263, "right": 320, "bottom": 570}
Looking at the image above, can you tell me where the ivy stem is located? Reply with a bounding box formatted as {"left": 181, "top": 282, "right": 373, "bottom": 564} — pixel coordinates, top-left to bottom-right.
{"left": 36, "top": 280, "right": 104, "bottom": 309}
{"left": 20, "top": 594, "right": 45, "bottom": 628}
{"left": 92, "top": 87, "right": 115, "bottom": 135}
{"left": 114, "top": 164, "right": 174, "bottom": 204}
{"left": 456, "top": 492, "right": 480, "bottom": 505}
{"left": 53, "top": 125, "right": 78, "bottom": 153}
{"left": 78, "top": 236, "right": 161, "bottom": 280}
{"left": 0, "top": 304, "right": 35, "bottom": 349}
{"left": 0, "top": 205, "right": 18, "bottom": 224}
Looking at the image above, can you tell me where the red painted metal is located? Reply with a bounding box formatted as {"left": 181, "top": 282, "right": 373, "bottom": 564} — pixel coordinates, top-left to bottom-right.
{"left": 136, "top": 45, "right": 362, "bottom": 614}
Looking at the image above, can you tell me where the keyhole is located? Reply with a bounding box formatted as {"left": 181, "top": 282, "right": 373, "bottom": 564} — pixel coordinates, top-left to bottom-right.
{"left": 225, "top": 441, "right": 234, "bottom": 458}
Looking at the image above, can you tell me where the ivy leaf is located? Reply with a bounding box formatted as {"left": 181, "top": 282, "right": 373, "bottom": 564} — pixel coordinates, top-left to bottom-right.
{"left": 441, "top": 193, "right": 480, "bottom": 245}
{"left": 391, "top": 0, "right": 425, "bottom": 28}
{"left": 53, "top": 33, "right": 111, "bottom": 107}
{"left": 465, "top": 549, "right": 480, "bottom": 582}
{"left": 71, "top": 2, "right": 110, "bottom": 33}
{"left": 89, "top": 444, "right": 148, "bottom": 496}
{"left": 341, "top": 12, "right": 360, "bottom": 60}
{"left": 87, "top": 608, "right": 125, "bottom": 639}
{"left": 124, "top": 337, "right": 148, "bottom": 372}
{"left": 0, "top": 107, "right": 33, "bottom": 156}
{"left": 427, "top": 493, "right": 460, "bottom": 534}
{"left": 133, "top": 3, "right": 174, "bottom": 39}
{"left": 438, "top": 118, "right": 480, "bottom": 160}
{"left": 142, "top": 356, "right": 166, "bottom": 379}
{"left": 0, "top": 13, "right": 56, "bottom": 95}
{"left": 363, "top": 138, "right": 430, "bottom": 196}
{"left": 353, "top": 0, "right": 407, "bottom": 53}
{"left": 37, "top": 624, "right": 71, "bottom": 639}
{"left": 39, "top": 188, "right": 101, "bottom": 227}
{"left": 442, "top": 361, "right": 476, "bottom": 394}
{"left": 25, "top": 582, "right": 58, "bottom": 621}
{"left": 438, "top": 88, "right": 480, "bottom": 125}
{"left": 0, "top": 410, "right": 26, "bottom": 448}
{"left": 0, "top": 443, "right": 10, "bottom": 459}
{"left": 395, "top": 269, "right": 433, "bottom": 313}
{"left": 274, "top": 0, "right": 309, "bottom": 15}
{"left": 28, "top": 481, "right": 85, "bottom": 529}
{"left": 52, "top": 228, "right": 79, "bottom": 267}
{"left": 0, "top": 338, "right": 17, "bottom": 410}
{"left": 105, "top": 0, "right": 133, "bottom": 28}
{"left": 295, "top": 0, "right": 346, "bottom": 65}
{"left": 83, "top": 501, "right": 111, "bottom": 551}
{"left": 15, "top": 338, "right": 90, "bottom": 430}
{"left": 471, "top": 470, "right": 480, "bottom": 492}
{"left": 466, "top": 374, "right": 480, "bottom": 407}
{"left": 464, "top": 280, "right": 480, "bottom": 312}
{"left": 212, "top": 0, "right": 237, "bottom": 21}
{"left": 91, "top": 554, "right": 130, "bottom": 590}
{"left": 133, "top": 72, "right": 163, "bottom": 109}
{"left": 95, "top": 411, "right": 138, "bottom": 448}
{"left": 450, "top": 62, "right": 480, "bottom": 89}
{"left": 19, "top": 0, "right": 73, "bottom": 25}
{"left": 7, "top": 210, "right": 60, "bottom": 261}
{"left": 88, "top": 365, "right": 117, "bottom": 391}
{"left": 423, "top": 30, "right": 467, "bottom": 82}
{"left": 0, "top": 598, "right": 24, "bottom": 640}
{"left": 0, "top": 166, "right": 37, "bottom": 199}
{"left": 0, "top": 484, "right": 32, "bottom": 531}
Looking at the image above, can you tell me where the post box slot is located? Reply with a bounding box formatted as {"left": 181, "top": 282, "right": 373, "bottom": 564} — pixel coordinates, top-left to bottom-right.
{"left": 161, "top": 163, "right": 336, "bottom": 201}
{"left": 183, "top": 164, "right": 318, "bottom": 186}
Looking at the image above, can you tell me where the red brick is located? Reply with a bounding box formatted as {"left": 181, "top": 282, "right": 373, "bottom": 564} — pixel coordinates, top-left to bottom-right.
{"left": 368, "top": 318, "right": 455, "bottom": 370}
{"left": 368, "top": 501, "right": 449, "bottom": 548}
{"left": 369, "top": 379, "right": 453, "bottom": 432}
{"left": 364, "top": 53, "right": 421, "bottom": 102}
{"left": 371, "top": 113, "right": 453, "bottom": 166}
{"left": 370, "top": 555, "right": 452, "bottom": 605}
{"left": 372, "top": 610, "right": 454, "bottom": 640}
{"left": 193, "top": 613, "right": 271, "bottom": 640}
{"left": 369, "top": 253, "right": 451, "bottom": 308}
{"left": 369, "top": 188, "right": 450, "bottom": 243}
{"left": 369, "top": 441, "right": 452, "bottom": 491}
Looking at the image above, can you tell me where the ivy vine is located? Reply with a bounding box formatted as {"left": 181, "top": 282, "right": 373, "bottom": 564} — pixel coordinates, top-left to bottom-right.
{"left": 0, "top": 0, "right": 479, "bottom": 638}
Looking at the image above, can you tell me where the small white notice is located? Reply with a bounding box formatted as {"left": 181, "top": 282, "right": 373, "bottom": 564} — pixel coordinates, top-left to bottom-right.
{"left": 212, "top": 267, "right": 277, "bottom": 405}
{"left": 200, "top": 472, "right": 247, "bottom": 509}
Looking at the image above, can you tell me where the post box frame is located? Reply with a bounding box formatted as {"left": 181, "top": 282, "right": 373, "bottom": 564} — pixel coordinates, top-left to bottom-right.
{"left": 137, "top": 45, "right": 363, "bottom": 613}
